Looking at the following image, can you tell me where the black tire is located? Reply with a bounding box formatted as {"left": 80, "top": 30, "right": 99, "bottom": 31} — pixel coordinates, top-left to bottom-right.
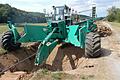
{"left": 85, "top": 32, "right": 101, "bottom": 58}
{"left": 1, "top": 31, "right": 21, "bottom": 52}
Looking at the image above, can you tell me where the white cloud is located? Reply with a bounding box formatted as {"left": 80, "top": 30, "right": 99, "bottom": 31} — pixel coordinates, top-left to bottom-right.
{"left": 113, "top": 0, "right": 120, "bottom": 8}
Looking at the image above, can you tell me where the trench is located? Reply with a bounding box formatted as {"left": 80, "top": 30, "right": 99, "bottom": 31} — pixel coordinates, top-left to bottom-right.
{"left": 0, "top": 43, "right": 86, "bottom": 75}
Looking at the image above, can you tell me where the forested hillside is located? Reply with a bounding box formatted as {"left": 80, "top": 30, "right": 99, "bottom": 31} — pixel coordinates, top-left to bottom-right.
{"left": 0, "top": 4, "right": 46, "bottom": 23}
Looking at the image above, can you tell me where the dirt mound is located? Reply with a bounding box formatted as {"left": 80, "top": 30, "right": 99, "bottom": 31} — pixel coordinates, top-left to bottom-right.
{"left": 96, "top": 21, "right": 112, "bottom": 37}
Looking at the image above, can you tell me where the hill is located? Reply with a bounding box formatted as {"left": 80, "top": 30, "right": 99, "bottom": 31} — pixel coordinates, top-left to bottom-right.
{"left": 0, "top": 4, "right": 46, "bottom": 23}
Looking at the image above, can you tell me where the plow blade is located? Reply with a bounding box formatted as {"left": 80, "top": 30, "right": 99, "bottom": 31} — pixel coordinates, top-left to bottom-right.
{"left": 18, "top": 25, "right": 48, "bottom": 42}
{"left": 35, "top": 28, "right": 58, "bottom": 65}
{"left": 35, "top": 40, "right": 58, "bottom": 65}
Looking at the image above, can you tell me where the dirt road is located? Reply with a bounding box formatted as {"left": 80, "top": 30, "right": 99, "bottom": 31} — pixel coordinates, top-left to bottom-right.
{"left": 63, "top": 22, "right": 120, "bottom": 80}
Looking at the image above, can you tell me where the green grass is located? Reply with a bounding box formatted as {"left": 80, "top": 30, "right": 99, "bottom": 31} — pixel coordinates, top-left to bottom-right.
{"left": 79, "top": 75, "right": 94, "bottom": 80}
{"left": 0, "top": 24, "right": 9, "bottom": 34}
{"left": 0, "top": 23, "right": 48, "bottom": 34}
{"left": 0, "top": 24, "right": 24, "bottom": 34}
{"left": 0, "top": 47, "right": 6, "bottom": 55}
{"left": 27, "top": 23, "right": 48, "bottom": 26}
{"left": 28, "top": 69, "right": 95, "bottom": 80}
{"left": 29, "top": 69, "right": 75, "bottom": 80}
{"left": 52, "top": 72, "right": 68, "bottom": 80}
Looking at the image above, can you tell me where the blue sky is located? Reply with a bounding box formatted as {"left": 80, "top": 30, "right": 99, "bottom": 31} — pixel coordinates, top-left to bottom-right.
{"left": 0, "top": 0, "right": 120, "bottom": 17}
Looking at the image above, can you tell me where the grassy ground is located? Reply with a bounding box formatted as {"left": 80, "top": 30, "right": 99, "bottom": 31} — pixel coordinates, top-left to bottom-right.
{"left": 0, "top": 24, "right": 24, "bottom": 34}
{"left": 0, "top": 23, "right": 48, "bottom": 34}
{"left": 27, "top": 23, "right": 48, "bottom": 26}
{"left": 0, "top": 24, "right": 9, "bottom": 34}
{"left": 109, "top": 22, "right": 120, "bottom": 27}
{"left": 0, "top": 48, "right": 6, "bottom": 55}
{"left": 28, "top": 69, "right": 94, "bottom": 80}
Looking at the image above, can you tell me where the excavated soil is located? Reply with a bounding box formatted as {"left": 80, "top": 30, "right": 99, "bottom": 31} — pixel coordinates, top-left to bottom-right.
{"left": 0, "top": 46, "right": 36, "bottom": 72}
{"left": 0, "top": 42, "right": 85, "bottom": 80}
{"left": 0, "top": 43, "right": 85, "bottom": 73}
{"left": 44, "top": 43, "right": 85, "bottom": 71}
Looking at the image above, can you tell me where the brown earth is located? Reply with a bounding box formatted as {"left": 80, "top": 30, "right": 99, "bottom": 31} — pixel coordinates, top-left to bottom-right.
{"left": 0, "top": 22, "right": 120, "bottom": 80}
{"left": 96, "top": 21, "right": 112, "bottom": 37}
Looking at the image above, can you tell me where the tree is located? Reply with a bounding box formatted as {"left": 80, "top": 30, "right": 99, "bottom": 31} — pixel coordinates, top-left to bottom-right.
{"left": 0, "top": 4, "right": 46, "bottom": 23}
{"left": 107, "top": 6, "right": 120, "bottom": 22}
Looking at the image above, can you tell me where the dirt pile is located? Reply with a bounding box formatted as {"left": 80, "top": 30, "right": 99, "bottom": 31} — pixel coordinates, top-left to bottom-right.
{"left": 96, "top": 21, "right": 112, "bottom": 37}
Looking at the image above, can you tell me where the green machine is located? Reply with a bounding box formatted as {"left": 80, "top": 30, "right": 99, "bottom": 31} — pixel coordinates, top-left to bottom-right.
{"left": 1, "top": 5, "right": 101, "bottom": 65}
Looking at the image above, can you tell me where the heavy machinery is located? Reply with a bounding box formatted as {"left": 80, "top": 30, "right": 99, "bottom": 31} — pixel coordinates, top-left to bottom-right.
{"left": 1, "top": 5, "right": 101, "bottom": 65}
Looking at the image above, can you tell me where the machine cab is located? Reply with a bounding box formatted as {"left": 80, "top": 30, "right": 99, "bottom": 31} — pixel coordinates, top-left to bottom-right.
{"left": 52, "top": 5, "right": 73, "bottom": 26}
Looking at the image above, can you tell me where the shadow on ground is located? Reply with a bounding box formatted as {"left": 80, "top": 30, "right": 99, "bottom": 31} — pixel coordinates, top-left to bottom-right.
{"left": 100, "top": 48, "right": 111, "bottom": 57}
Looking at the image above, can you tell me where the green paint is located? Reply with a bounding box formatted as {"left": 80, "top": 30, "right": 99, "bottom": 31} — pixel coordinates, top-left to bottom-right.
{"left": 7, "top": 21, "right": 21, "bottom": 43}
{"left": 35, "top": 40, "right": 58, "bottom": 65}
{"left": 66, "top": 25, "right": 80, "bottom": 46}
{"left": 18, "top": 25, "right": 48, "bottom": 42}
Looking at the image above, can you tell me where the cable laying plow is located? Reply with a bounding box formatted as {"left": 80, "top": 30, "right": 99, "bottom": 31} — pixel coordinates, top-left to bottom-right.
{"left": 1, "top": 5, "right": 101, "bottom": 65}
{"left": 1, "top": 19, "right": 101, "bottom": 65}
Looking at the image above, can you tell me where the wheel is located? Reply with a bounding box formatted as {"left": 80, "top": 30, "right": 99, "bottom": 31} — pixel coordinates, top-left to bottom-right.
{"left": 85, "top": 32, "right": 101, "bottom": 58}
{"left": 1, "top": 31, "right": 21, "bottom": 51}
